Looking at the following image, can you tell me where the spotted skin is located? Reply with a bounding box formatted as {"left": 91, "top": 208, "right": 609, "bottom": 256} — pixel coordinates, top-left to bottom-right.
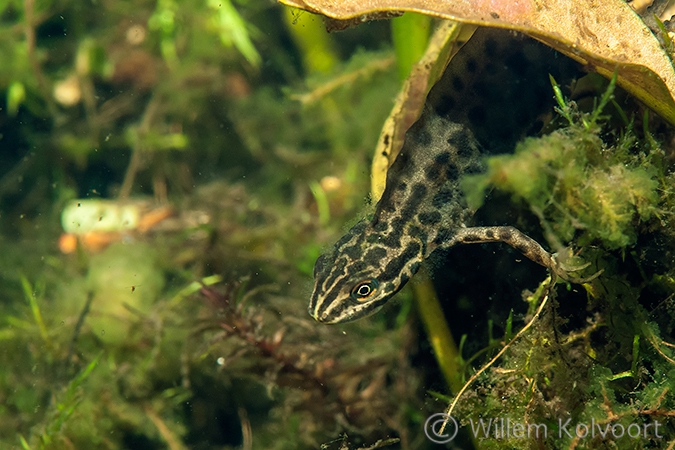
{"left": 309, "top": 28, "right": 580, "bottom": 324}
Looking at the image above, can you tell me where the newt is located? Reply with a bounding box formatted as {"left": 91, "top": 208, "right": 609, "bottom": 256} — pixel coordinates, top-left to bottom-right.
{"left": 309, "top": 28, "right": 582, "bottom": 324}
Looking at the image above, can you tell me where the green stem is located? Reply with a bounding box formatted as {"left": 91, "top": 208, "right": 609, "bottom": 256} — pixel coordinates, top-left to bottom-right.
{"left": 391, "top": 13, "right": 431, "bottom": 80}
{"left": 283, "top": 7, "right": 338, "bottom": 74}
{"left": 411, "top": 266, "right": 462, "bottom": 393}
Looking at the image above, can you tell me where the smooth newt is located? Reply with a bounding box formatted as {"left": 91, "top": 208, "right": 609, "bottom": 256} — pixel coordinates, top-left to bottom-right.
{"left": 309, "top": 29, "right": 581, "bottom": 324}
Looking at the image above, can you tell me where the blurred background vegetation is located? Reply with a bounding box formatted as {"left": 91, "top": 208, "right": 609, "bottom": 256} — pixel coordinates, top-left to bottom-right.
{"left": 0, "top": 0, "right": 424, "bottom": 448}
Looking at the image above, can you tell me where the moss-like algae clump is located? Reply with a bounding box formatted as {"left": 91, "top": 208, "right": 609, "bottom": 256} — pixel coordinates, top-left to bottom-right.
{"left": 464, "top": 116, "right": 661, "bottom": 250}
{"left": 450, "top": 80, "right": 675, "bottom": 450}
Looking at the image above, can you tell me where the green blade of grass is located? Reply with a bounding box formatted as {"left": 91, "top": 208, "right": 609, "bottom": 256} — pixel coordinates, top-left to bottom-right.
{"left": 20, "top": 275, "right": 49, "bottom": 346}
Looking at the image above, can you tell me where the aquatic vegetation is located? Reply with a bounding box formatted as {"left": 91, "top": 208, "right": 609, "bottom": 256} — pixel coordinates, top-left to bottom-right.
{"left": 433, "top": 77, "right": 675, "bottom": 449}
{"left": 463, "top": 77, "right": 663, "bottom": 250}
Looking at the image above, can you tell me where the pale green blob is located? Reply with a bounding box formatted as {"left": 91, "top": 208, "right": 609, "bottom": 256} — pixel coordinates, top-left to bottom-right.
{"left": 86, "top": 242, "right": 164, "bottom": 344}
{"left": 61, "top": 199, "right": 140, "bottom": 234}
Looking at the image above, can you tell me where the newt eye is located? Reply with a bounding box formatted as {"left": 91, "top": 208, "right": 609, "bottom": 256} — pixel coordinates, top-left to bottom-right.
{"left": 351, "top": 279, "right": 379, "bottom": 301}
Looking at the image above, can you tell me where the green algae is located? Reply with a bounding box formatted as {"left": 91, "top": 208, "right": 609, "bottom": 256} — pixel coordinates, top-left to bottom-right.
{"left": 86, "top": 242, "right": 165, "bottom": 344}
{"left": 464, "top": 80, "right": 662, "bottom": 251}
{"left": 446, "top": 77, "right": 675, "bottom": 450}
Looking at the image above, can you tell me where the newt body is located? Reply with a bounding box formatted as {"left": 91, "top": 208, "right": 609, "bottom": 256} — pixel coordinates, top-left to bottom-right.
{"left": 309, "top": 29, "right": 580, "bottom": 324}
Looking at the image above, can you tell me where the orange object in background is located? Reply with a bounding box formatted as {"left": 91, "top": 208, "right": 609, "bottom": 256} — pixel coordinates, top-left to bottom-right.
{"left": 58, "top": 200, "right": 174, "bottom": 253}
{"left": 58, "top": 233, "right": 78, "bottom": 254}
{"left": 136, "top": 206, "right": 174, "bottom": 233}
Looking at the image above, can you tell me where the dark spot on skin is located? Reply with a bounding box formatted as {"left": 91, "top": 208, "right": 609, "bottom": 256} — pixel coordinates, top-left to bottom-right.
{"left": 367, "top": 234, "right": 381, "bottom": 244}
{"left": 383, "top": 134, "right": 389, "bottom": 146}
{"left": 425, "top": 164, "right": 441, "bottom": 180}
{"left": 388, "top": 150, "right": 410, "bottom": 177}
{"left": 500, "top": 229, "right": 512, "bottom": 240}
{"left": 382, "top": 150, "right": 388, "bottom": 157}
{"left": 381, "top": 217, "right": 404, "bottom": 248}
{"left": 398, "top": 150, "right": 411, "bottom": 166}
{"left": 380, "top": 200, "right": 396, "bottom": 213}
{"left": 416, "top": 130, "right": 432, "bottom": 146}
{"left": 446, "top": 164, "right": 459, "bottom": 181}
{"left": 408, "top": 225, "right": 424, "bottom": 239}
{"left": 485, "top": 229, "right": 494, "bottom": 239}
{"left": 350, "top": 260, "right": 367, "bottom": 272}
{"left": 515, "top": 244, "right": 529, "bottom": 255}
{"left": 434, "top": 152, "right": 451, "bottom": 165}
{"left": 434, "top": 228, "right": 455, "bottom": 245}
{"left": 364, "top": 246, "right": 387, "bottom": 265}
{"left": 343, "top": 245, "right": 361, "bottom": 260}
{"left": 452, "top": 76, "right": 465, "bottom": 92}
{"left": 435, "top": 94, "right": 456, "bottom": 116}
{"left": 372, "top": 218, "right": 388, "bottom": 232}
{"left": 398, "top": 184, "right": 427, "bottom": 224}
{"left": 467, "top": 106, "right": 487, "bottom": 127}
{"left": 484, "top": 38, "right": 498, "bottom": 57}
{"left": 381, "top": 236, "right": 399, "bottom": 249}
{"left": 397, "top": 182, "right": 407, "bottom": 191}
{"left": 531, "top": 253, "right": 543, "bottom": 264}
{"left": 432, "top": 189, "right": 454, "bottom": 209}
{"left": 466, "top": 58, "right": 477, "bottom": 73}
{"left": 447, "top": 131, "right": 473, "bottom": 156}
{"left": 462, "top": 233, "right": 481, "bottom": 242}
{"left": 352, "top": 221, "right": 368, "bottom": 234}
{"left": 380, "top": 242, "right": 421, "bottom": 282}
{"left": 410, "top": 183, "right": 428, "bottom": 203}
{"left": 490, "top": 12, "right": 499, "bottom": 19}
{"left": 505, "top": 51, "right": 530, "bottom": 78}
{"left": 410, "top": 261, "right": 421, "bottom": 274}
{"left": 408, "top": 225, "right": 428, "bottom": 243}
{"left": 418, "top": 211, "right": 442, "bottom": 225}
